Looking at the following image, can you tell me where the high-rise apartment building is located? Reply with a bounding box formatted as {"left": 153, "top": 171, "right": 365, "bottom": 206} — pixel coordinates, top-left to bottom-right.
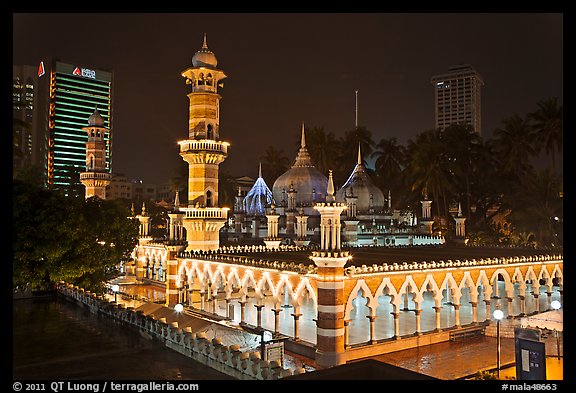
{"left": 14, "top": 59, "right": 114, "bottom": 194}
{"left": 431, "top": 64, "right": 484, "bottom": 135}
{"left": 13, "top": 65, "right": 41, "bottom": 178}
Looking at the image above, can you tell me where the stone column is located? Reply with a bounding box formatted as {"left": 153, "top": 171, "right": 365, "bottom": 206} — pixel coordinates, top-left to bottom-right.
{"left": 272, "top": 308, "right": 282, "bottom": 336}
{"left": 239, "top": 301, "right": 247, "bottom": 323}
{"left": 225, "top": 298, "right": 231, "bottom": 319}
{"left": 519, "top": 296, "right": 526, "bottom": 316}
{"left": 366, "top": 315, "right": 377, "bottom": 344}
{"left": 533, "top": 294, "right": 540, "bottom": 313}
{"left": 291, "top": 312, "right": 302, "bottom": 341}
{"left": 454, "top": 304, "right": 461, "bottom": 327}
{"left": 506, "top": 297, "right": 514, "bottom": 318}
{"left": 546, "top": 291, "right": 553, "bottom": 311}
{"left": 484, "top": 300, "right": 491, "bottom": 322}
{"left": 344, "top": 320, "right": 350, "bottom": 348}
{"left": 199, "top": 291, "right": 205, "bottom": 311}
{"left": 433, "top": 306, "right": 442, "bottom": 331}
{"left": 255, "top": 304, "right": 265, "bottom": 328}
{"left": 559, "top": 289, "right": 563, "bottom": 304}
{"left": 415, "top": 309, "right": 422, "bottom": 335}
{"left": 471, "top": 302, "right": 478, "bottom": 323}
{"left": 392, "top": 312, "right": 401, "bottom": 339}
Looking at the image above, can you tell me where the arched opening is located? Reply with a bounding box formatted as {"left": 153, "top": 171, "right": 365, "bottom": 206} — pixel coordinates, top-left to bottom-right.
{"left": 207, "top": 124, "right": 214, "bottom": 140}
{"left": 206, "top": 190, "right": 213, "bottom": 207}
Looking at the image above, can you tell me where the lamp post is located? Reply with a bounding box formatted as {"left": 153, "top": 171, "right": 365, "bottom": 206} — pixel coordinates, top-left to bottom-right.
{"left": 493, "top": 309, "right": 504, "bottom": 379}
{"left": 551, "top": 300, "right": 561, "bottom": 360}
{"left": 175, "top": 303, "right": 184, "bottom": 313}
{"left": 112, "top": 284, "right": 120, "bottom": 303}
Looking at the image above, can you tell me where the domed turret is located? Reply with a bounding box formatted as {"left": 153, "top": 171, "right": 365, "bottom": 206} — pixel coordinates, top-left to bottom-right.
{"left": 192, "top": 33, "right": 218, "bottom": 68}
{"left": 272, "top": 124, "right": 328, "bottom": 206}
{"left": 336, "top": 144, "right": 385, "bottom": 213}
{"left": 87, "top": 108, "right": 105, "bottom": 127}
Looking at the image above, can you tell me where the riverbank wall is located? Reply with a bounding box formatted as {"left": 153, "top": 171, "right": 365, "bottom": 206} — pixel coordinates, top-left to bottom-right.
{"left": 56, "top": 282, "right": 306, "bottom": 380}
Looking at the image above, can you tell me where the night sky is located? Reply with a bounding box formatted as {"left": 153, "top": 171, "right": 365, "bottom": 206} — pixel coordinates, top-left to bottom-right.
{"left": 13, "top": 13, "right": 563, "bottom": 185}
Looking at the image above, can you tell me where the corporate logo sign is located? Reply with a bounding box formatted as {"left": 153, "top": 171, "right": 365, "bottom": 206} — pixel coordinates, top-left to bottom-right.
{"left": 73, "top": 67, "right": 96, "bottom": 79}
{"left": 54, "top": 61, "right": 111, "bottom": 82}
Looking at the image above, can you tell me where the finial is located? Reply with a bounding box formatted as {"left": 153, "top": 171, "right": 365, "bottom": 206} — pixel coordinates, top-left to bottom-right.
{"left": 202, "top": 32, "right": 208, "bottom": 49}
{"left": 131, "top": 203, "right": 135, "bottom": 216}
{"left": 142, "top": 202, "right": 146, "bottom": 215}
{"left": 357, "top": 143, "right": 362, "bottom": 165}
{"left": 458, "top": 202, "right": 462, "bottom": 217}
{"left": 174, "top": 191, "right": 180, "bottom": 211}
{"left": 301, "top": 122, "right": 306, "bottom": 148}
{"left": 326, "top": 170, "right": 335, "bottom": 202}
{"left": 258, "top": 161, "right": 262, "bottom": 178}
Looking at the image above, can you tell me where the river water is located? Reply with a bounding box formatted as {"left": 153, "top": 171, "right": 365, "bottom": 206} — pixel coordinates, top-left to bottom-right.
{"left": 12, "top": 296, "right": 236, "bottom": 380}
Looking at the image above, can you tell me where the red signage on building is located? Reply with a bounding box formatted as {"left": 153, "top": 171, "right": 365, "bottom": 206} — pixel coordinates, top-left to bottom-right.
{"left": 38, "top": 61, "right": 45, "bottom": 77}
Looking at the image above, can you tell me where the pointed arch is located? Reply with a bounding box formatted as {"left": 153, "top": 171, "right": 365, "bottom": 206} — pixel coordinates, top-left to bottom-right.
{"left": 374, "top": 278, "right": 401, "bottom": 311}
{"left": 344, "top": 279, "right": 374, "bottom": 320}
{"left": 399, "top": 276, "right": 424, "bottom": 306}
{"left": 458, "top": 271, "right": 479, "bottom": 302}
{"left": 440, "top": 273, "right": 462, "bottom": 304}
{"left": 293, "top": 277, "right": 317, "bottom": 308}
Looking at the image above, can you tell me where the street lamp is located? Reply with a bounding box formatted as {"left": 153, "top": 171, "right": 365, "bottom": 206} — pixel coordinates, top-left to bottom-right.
{"left": 112, "top": 284, "right": 120, "bottom": 303}
{"left": 174, "top": 303, "right": 184, "bottom": 313}
{"left": 551, "top": 300, "right": 561, "bottom": 360}
{"left": 493, "top": 309, "right": 504, "bottom": 379}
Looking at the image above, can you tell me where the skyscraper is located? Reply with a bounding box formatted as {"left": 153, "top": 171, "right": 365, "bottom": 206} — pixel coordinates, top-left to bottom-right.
{"left": 17, "top": 59, "right": 114, "bottom": 194}
{"left": 431, "top": 64, "right": 484, "bottom": 135}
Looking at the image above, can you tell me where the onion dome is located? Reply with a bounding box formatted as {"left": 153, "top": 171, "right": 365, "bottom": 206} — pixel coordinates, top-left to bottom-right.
{"left": 336, "top": 144, "right": 385, "bottom": 213}
{"left": 272, "top": 123, "right": 328, "bottom": 206}
{"left": 87, "top": 108, "right": 105, "bottom": 127}
{"left": 243, "top": 163, "right": 275, "bottom": 216}
{"left": 192, "top": 33, "right": 218, "bottom": 68}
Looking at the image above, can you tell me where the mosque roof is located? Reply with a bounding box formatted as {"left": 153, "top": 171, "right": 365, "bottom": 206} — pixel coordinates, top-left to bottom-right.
{"left": 336, "top": 145, "right": 385, "bottom": 213}
{"left": 192, "top": 33, "right": 218, "bottom": 68}
{"left": 243, "top": 163, "right": 275, "bottom": 216}
{"left": 272, "top": 124, "right": 328, "bottom": 206}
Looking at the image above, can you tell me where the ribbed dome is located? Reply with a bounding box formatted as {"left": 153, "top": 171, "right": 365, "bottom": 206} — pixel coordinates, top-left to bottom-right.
{"left": 272, "top": 124, "right": 328, "bottom": 206}
{"left": 87, "top": 108, "right": 105, "bottom": 127}
{"left": 192, "top": 34, "right": 218, "bottom": 68}
{"left": 336, "top": 146, "right": 385, "bottom": 213}
{"left": 243, "top": 164, "right": 275, "bottom": 216}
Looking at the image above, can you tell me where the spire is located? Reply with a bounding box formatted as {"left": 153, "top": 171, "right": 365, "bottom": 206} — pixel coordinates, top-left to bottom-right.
{"left": 457, "top": 202, "right": 462, "bottom": 217}
{"left": 131, "top": 203, "right": 135, "bottom": 216}
{"left": 357, "top": 143, "right": 362, "bottom": 165}
{"left": 258, "top": 161, "right": 262, "bottom": 178}
{"left": 301, "top": 122, "right": 306, "bottom": 148}
{"left": 142, "top": 202, "right": 146, "bottom": 216}
{"left": 174, "top": 191, "right": 180, "bottom": 211}
{"left": 202, "top": 32, "right": 208, "bottom": 49}
{"left": 355, "top": 89, "right": 359, "bottom": 129}
{"left": 326, "top": 170, "right": 335, "bottom": 202}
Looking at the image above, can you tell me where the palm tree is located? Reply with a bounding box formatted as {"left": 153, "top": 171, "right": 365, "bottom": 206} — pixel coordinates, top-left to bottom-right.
{"left": 528, "top": 97, "right": 563, "bottom": 175}
{"left": 371, "top": 137, "right": 406, "bottom": 207}
{"left": 492, "top": 114, "right": 538, "bottom": 178}
{"left": 260, "top": 145, "right": 290, "bottom": 186}
{"left": 404, "top": 129, "right": 457, "bottom": 222}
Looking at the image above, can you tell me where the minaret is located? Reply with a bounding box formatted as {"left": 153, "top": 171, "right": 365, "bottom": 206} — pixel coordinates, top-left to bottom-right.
{"left": 454, "top": 202, "right": 467, "bottom": 243}
{"left": 311, "top": 170, "right": 349, "bottom": 368}
{"left": 419, "top": 188, "right": 434, "bottom": 235}
{"left": 178, "top": 34, "right": 230, "bottom": 251}
{"left": 80, "top": 108, "right": 111, "bottom": 199}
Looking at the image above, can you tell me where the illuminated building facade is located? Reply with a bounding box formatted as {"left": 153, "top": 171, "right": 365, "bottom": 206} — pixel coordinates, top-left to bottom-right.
{"left": 431, "top": 64, "right": 483, "bottom": 135}
{"left": 37, "top": 60, "right": 113, "bottom": 194}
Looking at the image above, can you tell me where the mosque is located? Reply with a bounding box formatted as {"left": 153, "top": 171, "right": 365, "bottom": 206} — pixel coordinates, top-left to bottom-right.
{"left": 80, "top": 35, "right": 563, "bottom": 372}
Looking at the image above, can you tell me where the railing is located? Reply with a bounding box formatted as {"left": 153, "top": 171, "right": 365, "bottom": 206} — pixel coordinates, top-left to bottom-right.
{"left": 180, "top": 207, "right": 228, "bottom": 219}
{"left": 80, "top": 172, "right": 111, "bottom": 180}
{"left": 179, "top": 139, "right": 228, "bottom": 155}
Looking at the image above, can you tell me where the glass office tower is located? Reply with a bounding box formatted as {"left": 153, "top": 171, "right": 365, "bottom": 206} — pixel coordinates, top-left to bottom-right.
{"left": 43, "top": 60, "right": 113, "bottom": 194}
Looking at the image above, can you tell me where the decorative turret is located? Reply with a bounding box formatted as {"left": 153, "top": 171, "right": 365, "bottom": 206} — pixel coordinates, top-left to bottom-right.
{"left": 454, "top": 202, "right": 468, "bottom": 244}
{"left": 80, "top": 108, "right": 112, "bottom": 199}
{"left": 311, "top": 169, "right": 350, "bottom": 368}
{"left": 420, "top": 188, "right": 434, "bottom": 235}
